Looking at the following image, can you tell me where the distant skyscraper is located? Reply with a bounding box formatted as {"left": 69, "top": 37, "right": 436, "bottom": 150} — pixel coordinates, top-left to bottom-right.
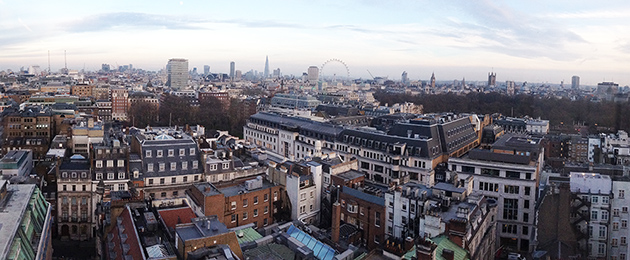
{"left": 572, "top": 76, "right": 580, "bottom": 90}
{"left": 401, "top": 71, "right": 408, "bottom": 85}
{"left": 462, "top": 77, "right": 466, "bottom": 88}
{"left": 235, "top": 70, "right": 242, "bottom": 80}
{"left": 506, "top": 81, "right": 515, "bottom": 96}
{"left": 264, "top": 56, "right": 270, "bottom": 78}
{"left": 430, "top": 72, "right": 436, "bottom": 88}
{"left": 307, "top": 66, "right": 319, "bottom": 83}
{"left": 204, "top": 65, "right": 210, "bottom": 75}
{"left": 488, "top": 72, "right": 496, "bottom": 86}
{"left": 273, "top": 68, "right": 281, "bottom": 78}
{"left": 230, "top": 61, "right": 235, "bottom": 80}
{"left": 101, "top": 64, "right": 110, "bottom": 72}
{"left": 167, "top": 58, "right": 188, "bottom": 90}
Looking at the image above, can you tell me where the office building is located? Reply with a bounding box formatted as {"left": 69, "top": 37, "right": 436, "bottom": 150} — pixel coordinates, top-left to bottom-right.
{"left": 56, "top": 158, "right": 94, "bottom": 240}
{"left": 1, "top": 106, "right": 53, "bottom": 159}
{"left": 572, "top": 76, "right": 580, "bottom": 90}
{"left": 203, "top": 65, "right": 210, "bottom": 75}
{"left": 167, "top": 58, "right": 189, "bottom": 90}
{"left": 268, "top": 161, "right": 322, "bottom": 224}
{"left": 264, "top": 56, "right": 269, "bottom": 79}
{"left": 110, "top": 88, "right": 129, "bottom": 121}
{"left": 402, "top": 71, "right": 409, "bottom": 85}
{"left": 130, "top": 128, "right": 203, "bottom": 206}
{"left": 230, "top": 61, "right": 235, "bottom": 80}
{"left": 0, "top": 180, "right": 53, "bottom": 260}
{"left": 570, "top": 172, "right": 612, "bottom": 259}
{"left": 186, "top": 176, "right": 282, "bottom": 229}
{"left": 0, "top": 150, "right": 33, "bottom": 177}
{"left": 307, "top": 66, "right": 319, "bottom": 83}
{"left": 449, "top": 134, "right": 544, "bottom": 253}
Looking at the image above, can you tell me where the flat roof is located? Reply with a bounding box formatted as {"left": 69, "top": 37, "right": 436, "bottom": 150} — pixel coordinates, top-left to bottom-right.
{"left": 218, "top": 179, "right": 277, "bottom": 198}
{"left": 175, "top": 217, "right": 229, "bottom": 242}
{"left": 0, "top": 184, "right": 36, "bottom": 259}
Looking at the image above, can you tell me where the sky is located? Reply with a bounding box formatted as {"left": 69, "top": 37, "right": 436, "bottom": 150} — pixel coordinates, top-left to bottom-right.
{"left": 1, "top": 0, "right": 630, "bottom": 85}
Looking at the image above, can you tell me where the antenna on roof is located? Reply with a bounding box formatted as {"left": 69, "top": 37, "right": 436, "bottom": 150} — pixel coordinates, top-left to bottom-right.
{"left": 64, "top": 50, "right": 67, "bottom": 71}
{"left": 47, "top": 50, "right": 51, "bottom": 73}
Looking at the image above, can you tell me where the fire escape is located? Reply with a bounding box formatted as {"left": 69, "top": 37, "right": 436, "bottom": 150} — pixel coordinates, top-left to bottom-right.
{"left": 571, "top": 193, "right": 590, "bottom": 256}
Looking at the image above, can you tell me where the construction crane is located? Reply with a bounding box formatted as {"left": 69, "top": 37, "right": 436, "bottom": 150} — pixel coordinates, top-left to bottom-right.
{"left": 367, "top": 70, "right": 376, "bottom": 80}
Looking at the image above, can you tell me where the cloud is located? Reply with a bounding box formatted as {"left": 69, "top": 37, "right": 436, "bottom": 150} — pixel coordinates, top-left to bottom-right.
{"left": 64, "top": 12, "right": 207, "bottom": 33}
{"left": 549, "top": 10, "right": 630, "bottom": 19}
{"left": 435, "top": 0, "right": 586, "bottom": 61}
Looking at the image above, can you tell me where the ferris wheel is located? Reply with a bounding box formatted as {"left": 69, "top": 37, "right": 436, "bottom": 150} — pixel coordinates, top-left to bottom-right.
{"left": 320, "top": 59, "right": 350, "bottom": 80}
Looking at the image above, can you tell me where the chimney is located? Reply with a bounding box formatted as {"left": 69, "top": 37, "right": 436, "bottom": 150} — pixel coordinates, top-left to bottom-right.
{"left": 442, "top": 249, "right": 454, "bottom": 260}
{"left": 332, "top": 201, "right": 341, "bottom": 243}
{"left": 415, "top": 237, "right": 437, "bottom": 260}
{"left": 404, "top": 237, "right": 414, "bottom": 252}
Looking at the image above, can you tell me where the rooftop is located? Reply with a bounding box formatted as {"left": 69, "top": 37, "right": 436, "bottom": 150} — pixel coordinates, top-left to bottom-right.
{"left": 157, "top": 207, "right": 198, "bottom": 232}
{"left": 0, "top": 184, "right": 37, "bottom": 259}
{"left": 217, "top": 177, "right": 277, "bottom": 197}
{"left": 175, "top": 216, "right": 230, "bottom": 242}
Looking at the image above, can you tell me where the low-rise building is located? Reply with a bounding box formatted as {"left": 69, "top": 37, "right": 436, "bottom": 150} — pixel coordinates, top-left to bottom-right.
{"left": 0, "top": 150, "right": 33, "bottom": 177}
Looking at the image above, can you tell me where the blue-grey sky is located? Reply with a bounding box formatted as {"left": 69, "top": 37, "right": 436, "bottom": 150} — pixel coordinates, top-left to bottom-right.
{"left": 1, "top": 0, "right": 629, "bottom": 85}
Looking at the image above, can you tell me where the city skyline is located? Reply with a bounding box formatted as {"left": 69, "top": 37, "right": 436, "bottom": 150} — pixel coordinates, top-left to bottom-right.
{"left": 1, "top": 0, "right": 630, "bottom": 85}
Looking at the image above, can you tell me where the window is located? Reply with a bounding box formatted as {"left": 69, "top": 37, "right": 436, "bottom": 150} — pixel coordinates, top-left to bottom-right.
{"left": 503, "top": 198, "right": 519, "bottom": 220}
{"left": 613, "top": 222, "right": 619, "bottom": 230}
{"left": 81, "top": 197, "right": 87, "bottom": 205}
{"left": 108, "top": 173, "right": 114, "bottom": 180}
{"left": 149, "top": 193, "right": 155, "bottom": 198}
{"left": 182, "top": 161, "right": 188, "bottom": 170}
{"left": 254, "top": 196, "right": 258, "bottom": 205}
{"left": 481, "top": 168, "right": 500, "bottom": 176}
{"left": 118, "top": 184, "right": 125, "bottom": 191}
{"left": 599, "top": 226, "right": 607, "bottom": 238}
{"left": 231, "top": 214, "right": 236, "bottom": 223}
{"left": 210, "top": 164, "right": 218, "bottom": 171}
{"left": 523, "top": 213, "right": 529, "bottom": 222}
{"left": 118, "top": 172, "right": 125, "bottom": 179}
{"left": 171, "top": 162, "right": 176, "bottom": 171}
{"left": 506, "top": 171, "right": 520, "bottom": 178}
{"left": 623, "top": 220, "right": 628, "bottom": 228}
{"left": 504, "top": 185, "right": 519, "bottom": 194}
{"left": 264, "top": 218, "right": 268, "bottom": 226}
{"left": 623, "top": 207, "right": 628, "bottom": 213}
{"left": 168, "top": 149, "right": 174, "bottom": 157}
{"left": 375, "top": 212, "right": 381, "bottom": 227}
{"left": 243, "top": 199, "right": 248, "bottom": 207}
{"left": 149, "top": 179, "right": 154, "bottom": 185}
{"left": 96, "top": 173, "right": 102, "bottom": 180}
{"left": 147, "top": 163, "right": 154, "bottom": 172}
{"left": 183, "top": 176, "right": 188, "bottom": 182}
{"left": 157, "top": 150, "right": 163, "bottom": 157}
{"left": 82, "top": 185, "right": 86, "bottom": 191}
{"left": 72, "top": 197, "right": 77, "bottom": 205}
{"left": 231, "top": 201, "right": 237, "bottom": 210}
{"left": 598, "top": 244, "right": 605, "bottom": 255}
{"left": 96, "top": 160, "right": 103, "bottom": 168}
{"left": 591, "top": 210, "right": 598, "bottom": 220}
{"left": 62, "top": 172, "right": 68, "bottom": 178}
{"left": 300, "top": 193, "right": 306, "bottom": 201}
{"left": 603, "top": 196, "right": 609, "bottom": 204}
{"left": 161, "top": 192, "right": 166, "bottom": 197}
{"left": 171, "top": 177, "right": 176, "bottom": 184}
{"left": 524, "top": 187, "right": 531, "bottom": 196}
{"left": 274, "top": 191, "right": 278, "bottom": 201}
{"left": 524, "top": 200, "right": 530, "bottom": 209}
{"left": 117, "top": 159, "right": 124, "bottom": 167}
{"left": 222, "top": 162, "right": 229, "bottom": 169}
{"left": 179, "top": 149, "right": 185, "bottom": 156}
{"left": 160, "top": 178, "right": 165, "bottom": 184}
{"left": 159, "top": 163, "right": 165, "bottom": 172}
{"left": 613, "top": 238, "right": 618, "bottom": 246}
{"left": 592, "top": 196, "right": 598, "bottom": 203}
{"left": 502, "top": 224, "right": 517, "bottom": 234}
{"left": 522, "top": 226, "right": 529, "bottom": 235}
{"left": 243, "top": 212, "right": 248, "bottom": 220}
{"left": 194, "top": 175, "right": 199, "bottom": 181}
{"left": 107, "top": 160, "right": 113, "bottom": 168}
{"left": 146, "top": 150, "right": 152, "bottom": 157}
{"left": 192, "top": 161, "right": 198, "bottom": 169}
{"left": 310, "top": 191, "right": 314, "bottom": 198}
{"left": 622, "top": 237, "right": 627, "bottom": 245}
{"left": 620, "top": 190, "right": 625, "bottom": 199}
{"left": 602, "top": 211, "right": 609, "bottom": 221}
{"left": 264, "top": 194, "right": 269, "bottom": 202}
{"left": 264, "top": 206, "right": 269, "bottom": 214}
{"left": 254, "top": 209, "right": 258, "bottom": 217}
{"left": 190, "top": 148, "right": 195, "bottom": 155}
{"left": 173, "top": 191, "right": 178, "bottom": 196}
{"left": 614, "top": 208, "right": 620, "bottom": 216}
